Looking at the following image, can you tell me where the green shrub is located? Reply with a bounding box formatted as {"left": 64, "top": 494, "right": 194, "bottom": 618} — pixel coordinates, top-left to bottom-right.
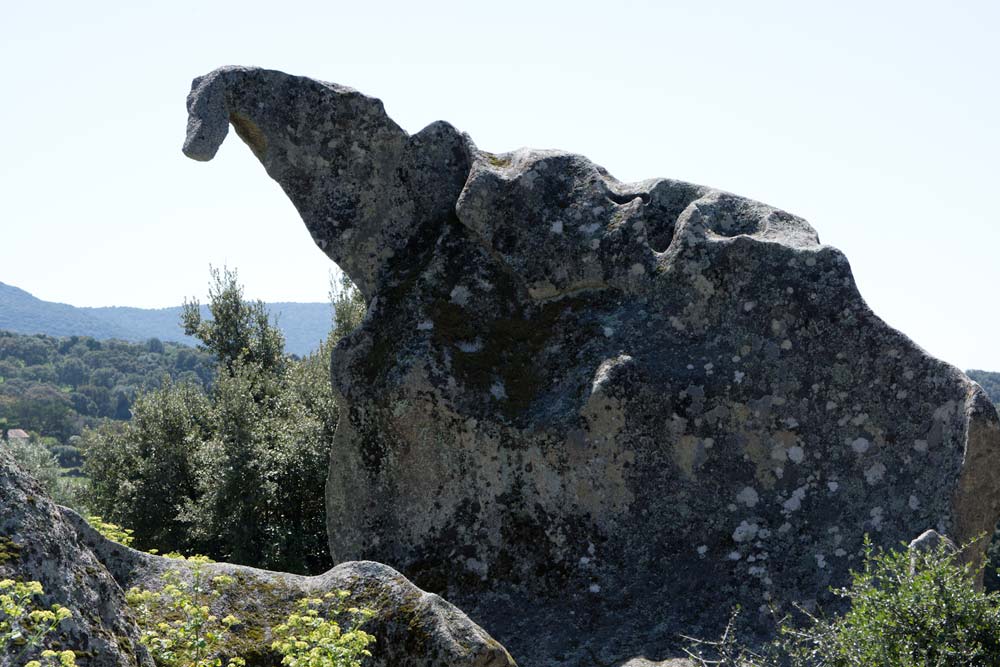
{"left": 125, "top": 555, "right": 244, "bottom": 667}
{"left": 686, "top": 537, "right": 1000, "bottom": 667}
{"left": 271, "top": 591, "right": 375, "bottom": 667}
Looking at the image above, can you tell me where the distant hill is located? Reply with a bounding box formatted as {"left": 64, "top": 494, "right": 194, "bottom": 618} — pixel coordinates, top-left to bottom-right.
{"left": 0, "top": 282, "right": 332, "bottom": 357}
{"left": 967, "top": 369, "right": 1000, "bottom": 405}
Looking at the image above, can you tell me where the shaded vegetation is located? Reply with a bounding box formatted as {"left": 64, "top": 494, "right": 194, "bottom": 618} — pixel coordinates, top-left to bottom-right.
{"left": 686, "top": 537, "right": 1000, "bottom": 667}
{"left": 83, "top": 269, "right": 365, "bottom": 574}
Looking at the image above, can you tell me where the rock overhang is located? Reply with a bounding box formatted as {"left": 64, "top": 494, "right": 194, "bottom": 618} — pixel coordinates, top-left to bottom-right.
{"left": 182, "top": 65, "right": 1000, "bottom": 667}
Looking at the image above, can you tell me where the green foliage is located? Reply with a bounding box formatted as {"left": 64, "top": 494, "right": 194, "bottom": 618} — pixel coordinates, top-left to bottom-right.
{"left": 182, "top": 267, "right": 284, "bottom": 374}
{"left": 0, "top": 329, "right": 213, "bottom": 444}
{"left": 83, "top": 378, "right": 209, "bottom": 552}
{"left": 0, "top": 579, "right": 76, "bottom": 666}
{"left": 85, "top": 515, "right": 134, "bottom": 547}
{"left": 84, "top": 270, "right": 367, "bottom": 573}
{"left": 6, "top": 437, "right": 86, "bottom": 511}
{"left": 271, "top": 592, "right": 375, "bottom": 667}
{"left": 126, "top": 555, "right": 244, "bottom": 667}
{"left": 329, "top": 272, "right": 366, "bottom": 343}
{"left": 685, "top": 538, "right": 1000, "bottom": 667}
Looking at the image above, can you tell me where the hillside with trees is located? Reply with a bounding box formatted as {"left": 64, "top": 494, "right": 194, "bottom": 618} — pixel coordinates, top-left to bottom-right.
{"left": 0, "top": 281, "right": 331, "bottom": 356}
{"left": 0, "top": 331, "right": 214, "bottom": 443}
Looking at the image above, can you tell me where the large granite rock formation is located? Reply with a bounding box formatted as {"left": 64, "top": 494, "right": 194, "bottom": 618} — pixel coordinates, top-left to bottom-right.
{"left": 1, "top": 451, "right": 512, "bottom": 666}
{"left": 183, "top": 66, "right": 1000, "bottom": 666}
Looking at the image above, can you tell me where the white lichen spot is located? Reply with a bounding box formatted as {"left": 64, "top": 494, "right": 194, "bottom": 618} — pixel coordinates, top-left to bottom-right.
{"left": 826, "top": 401, "right": 838, "bottom": 410}
{"left": 457, "top": 339, "right": 482, "bottom": 353}
{"left": 630, "top": 263, "right": 646, "bottom": 276}
{"left": 743, "top": 301, "right": 756, "bottom": 312}
{"left": 550, "top": 219, "right": 564, "bottom": 234}
{"left": 450, "top": 285, "right": 471, "bottom": 306}
{"left": 827, "top": 481, "right": 839, "bottom": 492}
{"left": 780, "top": 339, "right": 793, "bottom": 350}
{"left": 805, "top": 257, "right": 817, "bottom": 267}
{"left": 782, "top": 486, "right": 807, "bottom": 512}
{"left": 697, "top": 545, "right": 708, "bottom": 556}
{"left": 851, "top": 437, "right": 870, "bottom": 454}
{"left": 870, "top": 506, "right": 884, "bottom": 530}
{"left": 736, "top": 486, "right": 759, "bottom": 508}
{"left": 602, "top": 326, "right": 614, "bottom": 338}
{"left": 778, "top": 522, "right": 792, "bottom": 533}
{"left": 416, "top": 320, "right": 434, "bottom": 331}
{"left": 815, "top": 553, "right": 827, "bottom": 569}
{"left": 734, "top": 370, "right": 745, "bottom": 384}
{"left": 908, "top": 494, "right": 920, "bottom": 510}
{"left": 864, "top": 462, "right": 886, "bottom": 485}
{"left": 834, "top": 548, "right": 847, "bottom": 557}
{"left": 913, "top": 439, "right": 928, "bottom": 453}
{"left": 727, "top": 551, "right": 742, "bottom": 561}
{"left": 787, "top": 446, "right": 805, "bottom": 464}
{"left": 490, "top": 381, "right": 507, "bottom": 400}
{"left": 588, "top": 583, "right": 601, "bottom": 594}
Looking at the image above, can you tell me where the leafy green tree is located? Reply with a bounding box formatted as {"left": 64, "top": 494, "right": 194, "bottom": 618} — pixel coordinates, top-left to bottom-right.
{"left": 329, "top": 272, "right": 366, "bottom": 343}
{"left": 85, "top": 269, "right": 366, "bottom": 573}
{"left": 182, "top": 267, "right": 284, "bottom": 374}
{"left": 83, "top": 378, "right": 210, "bottom": 552}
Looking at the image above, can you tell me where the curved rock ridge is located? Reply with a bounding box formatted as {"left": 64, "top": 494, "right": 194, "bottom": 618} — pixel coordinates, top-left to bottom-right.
{"left": 0, "top": 451, "right": 514, "bottom": 666}
{"left": 64, "top": 510, "right": 515, "bottom": 667}
{"left": 184, "top": 66, "right": 1000, "bottom": 667}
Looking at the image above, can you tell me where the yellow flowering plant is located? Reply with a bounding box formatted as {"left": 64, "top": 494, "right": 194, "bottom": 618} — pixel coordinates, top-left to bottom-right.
{"left": 126, "top": 555, "right": 244, "bottom": 667}
{"left": 271, "top": 591, "right": 375, "bottom": 667}
{"left": 0, "top": 579, "right": 76, "bottom": 666}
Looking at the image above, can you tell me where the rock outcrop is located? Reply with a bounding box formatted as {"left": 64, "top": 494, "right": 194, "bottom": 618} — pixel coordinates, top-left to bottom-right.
{"left": 1, "top": 451, "right": 513, "bottom": 666}
{"left": 0, "top": 450, "right": 151, "bottom": 667}
{"left": 184, "top": 66, "right": 1000, "bottom": 666}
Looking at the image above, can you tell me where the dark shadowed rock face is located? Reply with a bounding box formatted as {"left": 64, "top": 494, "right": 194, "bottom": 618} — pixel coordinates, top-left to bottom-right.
{"left": 184, "top": 66, "right": 1000, "bottom": 667}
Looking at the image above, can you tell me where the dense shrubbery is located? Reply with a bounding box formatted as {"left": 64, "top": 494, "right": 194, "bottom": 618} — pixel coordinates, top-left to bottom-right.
{"left": 686, "top": 538, "right": 1000, "bottom": 667}
{"left": 0, "top": 331, "right": 214, "bottom": 442}
{"left": 83, "top": 269, "right": 365, "bottom": 574}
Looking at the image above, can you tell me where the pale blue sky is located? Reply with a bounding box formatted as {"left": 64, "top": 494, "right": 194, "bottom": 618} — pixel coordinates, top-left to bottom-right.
{"left": 1, "top": 1, "right": 997, "bottom": 370}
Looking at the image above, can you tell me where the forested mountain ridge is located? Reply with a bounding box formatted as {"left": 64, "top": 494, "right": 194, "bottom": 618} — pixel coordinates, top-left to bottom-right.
{"left": 0, "top": 281, "right": 331, "bottom": 356}
{"left": 967, "top": 369, "right": 1000, "bottom": 405}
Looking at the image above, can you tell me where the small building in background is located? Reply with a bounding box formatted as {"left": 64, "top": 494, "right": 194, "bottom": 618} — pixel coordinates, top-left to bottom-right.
{"left": 5, "top": 429, "right": 29, "bottom": 444}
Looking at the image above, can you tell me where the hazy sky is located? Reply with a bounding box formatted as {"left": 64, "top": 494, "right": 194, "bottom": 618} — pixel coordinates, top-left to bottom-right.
{"left": 1, "top": 1, "right": 997, "bottom": 370}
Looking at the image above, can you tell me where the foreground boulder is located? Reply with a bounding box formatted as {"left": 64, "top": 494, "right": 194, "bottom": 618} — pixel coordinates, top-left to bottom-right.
{"left": 184, "top": 66, "right": 1000, "bottom": 666}
{"left": 0, "top": 450, "right": 151, "bottom": 666}
{"left": 66, "top": 510, "right": 515, "bottom": 667}
{"left": 0, "top": 452, "right": 513, "bottom": 667}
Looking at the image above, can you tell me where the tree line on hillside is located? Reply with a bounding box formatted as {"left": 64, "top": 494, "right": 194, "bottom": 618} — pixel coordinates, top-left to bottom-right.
{"left": 0, "top": 331, "right": 214, "bottom": 443}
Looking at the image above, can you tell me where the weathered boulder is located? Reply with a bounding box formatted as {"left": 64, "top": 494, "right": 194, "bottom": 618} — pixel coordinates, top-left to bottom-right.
{"left": 184, "top": 66, "right": 1000, "bottom": 666}
{"left": 65, "top": 509, "right": 515, "bottom": 667}
{"left": 0, "top": 450, "right": 151, "bottom": 667}
{"left": 0, "top": 450, "right": 513, "bottom": 666}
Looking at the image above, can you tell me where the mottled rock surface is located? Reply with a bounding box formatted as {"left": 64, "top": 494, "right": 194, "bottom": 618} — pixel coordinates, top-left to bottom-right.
{"left": 0, "top": 450, "right": 151, "bottom": 667}
{"left": 184, "top": 66, "right": 1000, "bottom": 666}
